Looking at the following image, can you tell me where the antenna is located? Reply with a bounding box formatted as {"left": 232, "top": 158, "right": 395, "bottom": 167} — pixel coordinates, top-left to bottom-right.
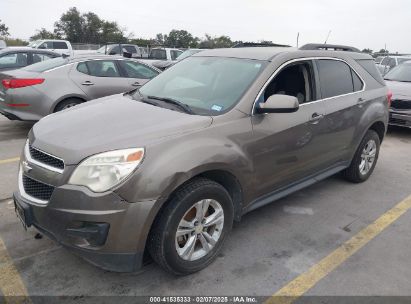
{"left": 324, "top": 30, "right": 332, "bottom": 44}
{"left": 296, "top": 32, "right": 300, "bottom": 48}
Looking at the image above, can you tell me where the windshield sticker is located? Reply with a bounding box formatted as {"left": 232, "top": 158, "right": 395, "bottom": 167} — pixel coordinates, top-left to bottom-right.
{"left": 211, "top": 104, "right": 223, "bottom": 111}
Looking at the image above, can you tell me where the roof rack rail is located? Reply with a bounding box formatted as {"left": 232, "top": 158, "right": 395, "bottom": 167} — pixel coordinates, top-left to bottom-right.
{"left": 299, "top": 43, "right": 360, "bottom": 52}
{"left": 232, "top": 42, "right": 290, "bottom": 48}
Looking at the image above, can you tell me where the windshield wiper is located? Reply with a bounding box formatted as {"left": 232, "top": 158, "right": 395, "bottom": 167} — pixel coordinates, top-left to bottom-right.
{"left": 147, "top": 95, "right": 193, "bottom": 114}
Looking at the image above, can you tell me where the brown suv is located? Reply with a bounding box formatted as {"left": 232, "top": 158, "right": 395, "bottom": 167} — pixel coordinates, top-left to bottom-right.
{"left": 13, "top": 45, "right": 390, "bottom": 275}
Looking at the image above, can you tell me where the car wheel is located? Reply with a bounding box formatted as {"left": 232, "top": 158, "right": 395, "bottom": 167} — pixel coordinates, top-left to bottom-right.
{"left": 343, "top": 130, "right": 380, "bottom": 183}
{"left": 148, "top": 178, "right": 234, "bottom": 275}
{"left": 54, "top": 98, "right": 83, "bottom": 112}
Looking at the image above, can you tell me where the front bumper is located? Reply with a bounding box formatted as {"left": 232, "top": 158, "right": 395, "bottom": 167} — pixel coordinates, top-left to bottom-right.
{"left": 13, "top": 186, "right": 156, "bottom": 272}
{"left": 389, "top": 109, "right": 411, "bottom": 128}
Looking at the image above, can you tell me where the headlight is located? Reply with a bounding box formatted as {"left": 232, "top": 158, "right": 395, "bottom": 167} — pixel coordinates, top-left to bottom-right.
{"left": 68, "top": 148, "right": 144, "bottom": 192}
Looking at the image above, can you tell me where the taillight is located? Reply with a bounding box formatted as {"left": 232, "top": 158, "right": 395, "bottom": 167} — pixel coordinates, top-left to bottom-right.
{"left": 2, "top": 78, "right": 45, "bottom": 89}
{"left": 387, "top": 90, "right": 392, "bottom": 106}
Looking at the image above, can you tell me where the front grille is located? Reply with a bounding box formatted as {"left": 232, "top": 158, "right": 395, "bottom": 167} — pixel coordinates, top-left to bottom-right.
{"left": 389, "top": 117, "right": 410, "bottom": 126}
{"left": 29, "top": 145, "right": 64, "bottom": 170}
{"left": 391, "top": 99, "right": 411, "bottom": 110}
{"left": 22, "top": 175, "right": 55, "bottom": 201}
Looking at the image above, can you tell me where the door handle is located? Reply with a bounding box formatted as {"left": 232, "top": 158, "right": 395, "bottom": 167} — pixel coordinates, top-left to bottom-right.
{"left": 81, "top": 81, "right": 94, "bottom": 86}
{"left": 131, "top": 81, "right": 141, "bottom": 87}
{"left": 309, "top": 112, "right": 324, "bottom": 124}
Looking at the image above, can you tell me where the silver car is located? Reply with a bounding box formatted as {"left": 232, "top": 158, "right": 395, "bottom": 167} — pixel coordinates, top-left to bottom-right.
{"left": 0, "top": 55, "right": 160, "bottom": 121}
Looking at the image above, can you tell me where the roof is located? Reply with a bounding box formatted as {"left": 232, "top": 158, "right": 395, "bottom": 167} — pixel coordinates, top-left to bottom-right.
{"left": 0, "top": 47, "right": 60, "bottom": 55}
{"left": 192, "top": 46, "right": 372, "bottom": 61}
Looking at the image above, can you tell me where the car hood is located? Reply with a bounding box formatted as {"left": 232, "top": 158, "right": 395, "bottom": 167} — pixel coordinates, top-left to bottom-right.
{"left": 30, "top": 94, "right": 213, "bottom": 165}
{"left": 386, "top": 80, "right": 411, "bottom": 100}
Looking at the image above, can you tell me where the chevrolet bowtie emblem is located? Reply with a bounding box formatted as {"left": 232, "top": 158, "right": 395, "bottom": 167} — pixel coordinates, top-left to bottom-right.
{"left": 22, "top": 160, "right": 32, "bottom": 173}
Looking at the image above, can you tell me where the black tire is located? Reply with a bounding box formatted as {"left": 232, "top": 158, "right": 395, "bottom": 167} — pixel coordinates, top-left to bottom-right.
{"left": 54, "top": 98, "right": 83, "bottom": 112}
{"left": 343, "top": 130, "right": 380, "bottom": 183}
{"left": 147, "top": 178, "right": 234, "bottom": 275}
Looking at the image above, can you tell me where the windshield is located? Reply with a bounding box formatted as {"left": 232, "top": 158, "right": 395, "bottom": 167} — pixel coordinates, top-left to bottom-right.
{"left": 137, "top": 56, "right": 266, "bottom": 115}
{"left": 22, "top": 56, "right": 69, "bottom": 72}
{"left": 384, "top": 63, "right": 411, "bottom": 82}
{"left": 177, "top": 49, "right": 202, "bottom": 61}
{"left": 28, "top": 40, "right": 41, "bottom": 48}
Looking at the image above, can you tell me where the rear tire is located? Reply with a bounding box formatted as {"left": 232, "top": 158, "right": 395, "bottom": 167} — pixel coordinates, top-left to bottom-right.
{"left": 343, "top": 130, "right": 380, "bottom": 183}
{"left": 148, "top": 178, "right": 234, "bottom": 275}
{"left": 54, "top": 98, "right": 83, "bottom": 112}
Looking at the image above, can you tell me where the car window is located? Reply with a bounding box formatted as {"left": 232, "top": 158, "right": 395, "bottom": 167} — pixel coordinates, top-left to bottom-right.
{"left": 150, "top": 49, "right": 167, "bottom": 60}
{"left": 53, "top": 42, "right": 68, "bottom": 49}
{"left": 351, "top": 70, "right": 363, "bottom": 91}
{"left": 381, "top": 57, "right": 389, "bottom": 65}
{"left": 171, "top": 50, "right": 183, "bottom": 61}
{"left": 317, "top": 59, "right": 358, "bottom": 99}
{"left": 388, "top": 58, "right": 396, "bottom": 68}
{"left": 38, "top": 41, "right": 52, "bottom": 49}
{"left": 119, "top": 61, "right": 159, "bottom": 79}
{"left": 85, "top": 60, "right": 120, "bottom": 77}
{"left": 384, "top": 63, "right": 411, "bottom": 82}
{"left": 23, "top": 56, "right": 69, "bottom": 72}
{"left": 77, "top": 62, "right": 89, "bottom": 75}
{"left": 262, "top": 60, "right": 316, "bottom": 104}
{"left": 0, "top": 53, "right": 28, "bottom": 68}
{"left": 110, "top": 46, "right": 120, "bottom": 55}
{"left": 32, "top": 53, "right": 54, "bottom": 64}
{"left": 123, "top": 46, "right": 137, "bottom": 54}
{"left": 138, "top": 57, "right": 267, "bottom": 115}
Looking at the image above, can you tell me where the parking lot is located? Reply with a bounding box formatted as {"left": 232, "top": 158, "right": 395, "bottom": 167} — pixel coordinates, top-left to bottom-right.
{"left": 0, "top": 112, "right": 411, "bottom": 302}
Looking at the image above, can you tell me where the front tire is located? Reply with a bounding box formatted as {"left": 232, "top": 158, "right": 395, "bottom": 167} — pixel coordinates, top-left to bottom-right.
{"left": 343, "top": 130, "right": 380, "bottom": 183}
{"left": 148, "top": 178, "right": 234, "bottom": 275}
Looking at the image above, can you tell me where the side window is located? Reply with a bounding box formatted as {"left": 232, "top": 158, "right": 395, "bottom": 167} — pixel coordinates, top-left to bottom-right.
{"left": 170, "top": 50, "right": 182, "bottom": 61}
{"left": 0, "top": 53, "right": 28, "bottom": 68}
{"left": 316, "top": 60, "right": 355, "bottom": 99}
{"left": 85, "top": 60, "right": 120, "bottom": 77}
{"left": 77, "top": 62, "right": 89, "bottom": 75}
{"left": 119, "top": 61, "right": 159, "bottom": 79}
{"left": 38, "top": 41, "right": 52, "bottom": 49}
{"left": 32, "top": 53, "right": 54, "bottom": 64}
{"left": 123, "top": 46, "right": 137, "bottom": 54}
{"left": 351, "top": 70, "right": 363, "bottom": 92}
{"left": 262, "top": 61, "right": 316, "bottom": 104}
{"left": 388, "top": 58, "right": 396, "bottom": 68}
{"left": 150, "top": 49, "right": 167, "bottom": 60}
{"left": 53, "top": 42, "right": 68, "bottom": 49}
{"left": 109, "top": 46, "right": 120, "bottom": 55}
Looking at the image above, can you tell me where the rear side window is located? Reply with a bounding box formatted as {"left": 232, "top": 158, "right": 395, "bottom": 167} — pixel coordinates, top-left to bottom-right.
{"left": 86, "top": 60, "right": 120, "bottom": 77}
{"left": 170, "top": 50, "right": 183, "bottom": 60}
{"left": 32, "top": 53, "right": 54, "bottom": 64}
{"left": 119, "top": 61, "right": 159, "bottom": 79}
{"left": 53, "top": 42, "right": 68, "bottom": 49}
{"left": 77, "top": 62, "right": 89, "bottom": 74}
{"left": 317, "top": 59, "right": 361, "bottom": 99}
{"left": 0, "top": 53, "right": 28, "bottom": 68}
{"left": 356, "top": 59, "right": 385, "bottom": 85}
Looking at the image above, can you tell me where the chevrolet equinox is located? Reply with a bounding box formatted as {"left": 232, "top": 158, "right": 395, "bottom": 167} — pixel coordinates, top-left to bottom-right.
{"left": 13, "top": 45, "right": 390, "bottom": 275}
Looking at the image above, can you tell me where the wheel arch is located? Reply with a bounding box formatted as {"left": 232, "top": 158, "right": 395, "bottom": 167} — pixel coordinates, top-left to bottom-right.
{"left": 51, "top": 95, "right": 87, "bottom": 113}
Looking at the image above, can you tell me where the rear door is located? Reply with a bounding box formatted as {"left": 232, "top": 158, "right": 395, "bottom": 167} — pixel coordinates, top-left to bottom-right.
{"left": 69, "top": 60, "right": 131, "bottom": 100}
{"left": 117, "top": 60, "right": 159, "bottom": 88}
{"left": 315, "top": 58, "right": 365, "bottom": 166}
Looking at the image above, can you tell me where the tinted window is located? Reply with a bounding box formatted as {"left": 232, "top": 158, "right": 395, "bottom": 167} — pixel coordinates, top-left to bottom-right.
{"left": 381, "top": 57, "right": 389, "bottom": 65}
{"left": 351, "top": 70, "right": 363, "bottom": 91}
{"left": 110, "top": 46, "right": 120, "bottom": 55}
{"left": 53, "top": 42, "right": 68, "bottom": 49}
{"left": 150, "top": 49, "right": 167, "bottom": 60}
{"left": 77, "top": 62, "right": 89, "bottom": 75}
{"left": 123, "top": 46, "right": 137, "bottom": 54}
{"left": 32, "top": 53, "right": 54, "bottom": 64}
{"left": 317, "top": 60, "right": 354, "bottom": 98}
{"left": 86, "top": 60, "right": 120, "bottom": 77}
{"left": 356, "top": 59, "right": 385, "bottom": 85}
{"left": 0, "top": 53, "right": 28, "bottom": 68}
{"left": 170, "top": 50, "right": 183, "bottom": 60}
{"left": 119, "top": 61, "right": 158, "bottom": 79}
{"left": 23, "top": 56, "right": 69, "bottom": 72}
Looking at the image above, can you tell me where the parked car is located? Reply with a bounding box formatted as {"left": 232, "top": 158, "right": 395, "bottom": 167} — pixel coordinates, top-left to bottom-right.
{"left": 13, "top": 45, "right": 389, "bottom": 275}
{"left": 0, "top": 47, "right": 60, "bottom": 72}
{"left": 384, "top": 61, "right": 411, "bottom": 128}
{"left": 28, "top": 39, "right": 73, "bottom": 56}
{"left": 376, "top": 55, "right": 411, "bottom": 75}
{"left": 0, "top": 55, "right": 160, "bottom": 121}
{"left": 149, "top": 47, "right": 183, "bottom": 61}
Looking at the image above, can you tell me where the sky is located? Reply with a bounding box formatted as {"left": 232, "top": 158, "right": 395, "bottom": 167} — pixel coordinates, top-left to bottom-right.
{"left": 1, "top": 0, "right": 410, "bottom": 53}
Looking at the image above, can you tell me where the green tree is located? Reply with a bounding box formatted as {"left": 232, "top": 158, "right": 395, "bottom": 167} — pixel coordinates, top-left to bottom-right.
{"left": 0, "top": 19, "right": 10, "bottom": 37}
{"left": 30, "top": 28, "right": 59, "bottom": 40}
{"left": 198, "top": 34, "right": 233, "bottom": 48}
{"left": 378, "top": 48, "right": 389, "bottom": 54}
{"left": 165, "top": 30, "right": 199, "bottom": 48}
{"left": 4, "top": 38, "right": 28, "bottom": 46}
{"left": 82, "top": 12, "right": 103, "bottom": 43}
{"left": 362, "top": 48, "right": 373, "bottom": 54}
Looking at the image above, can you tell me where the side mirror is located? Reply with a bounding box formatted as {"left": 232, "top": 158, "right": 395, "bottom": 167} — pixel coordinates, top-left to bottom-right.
{"left": 256, "top": 94, "right": 299, "bottom": 114}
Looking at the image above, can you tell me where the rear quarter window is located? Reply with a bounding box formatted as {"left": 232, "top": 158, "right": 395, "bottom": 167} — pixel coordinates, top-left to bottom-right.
{"left": 317, "top": 59, "right": 355, "bottom": 99}
{"left": 355, "top": 59, "right": 385, "bottom": 85}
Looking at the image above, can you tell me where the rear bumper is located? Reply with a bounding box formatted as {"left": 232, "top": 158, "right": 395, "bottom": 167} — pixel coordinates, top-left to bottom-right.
{"left": 13, "top": 187, "right": 156, "bottom": 272}
{"left": 389, "top": 110, "right": 411, "bottom": 128}
{"left": 0, "top": 105, "right": 40, "bottom": 121}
